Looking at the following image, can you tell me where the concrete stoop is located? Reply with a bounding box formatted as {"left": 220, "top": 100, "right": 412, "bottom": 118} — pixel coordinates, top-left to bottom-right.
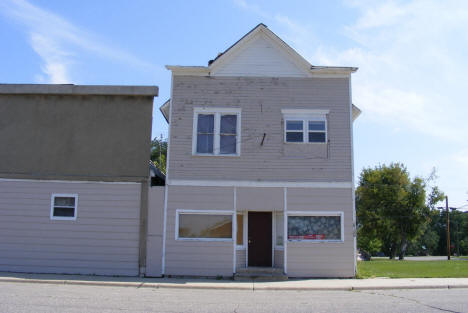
{"left": 234, "top": 267, "right": 288, "bottom": 281}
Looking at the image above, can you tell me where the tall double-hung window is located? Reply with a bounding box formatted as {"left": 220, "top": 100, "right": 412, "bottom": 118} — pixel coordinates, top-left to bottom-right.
{"left": 193, "top": 108, "right": 241, "bottom": 156}
{"left": 282, "top": 109, "right": 329, "bottom": 143}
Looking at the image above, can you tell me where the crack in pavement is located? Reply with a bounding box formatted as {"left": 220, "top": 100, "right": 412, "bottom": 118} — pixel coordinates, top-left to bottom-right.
{"left": 356, "top": 290, "right": 464, "bottom": 313}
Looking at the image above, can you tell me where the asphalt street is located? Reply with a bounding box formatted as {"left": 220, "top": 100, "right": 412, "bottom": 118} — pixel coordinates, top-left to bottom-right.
{"left": 0, "top": 281, "right": 467, "bottom": 313}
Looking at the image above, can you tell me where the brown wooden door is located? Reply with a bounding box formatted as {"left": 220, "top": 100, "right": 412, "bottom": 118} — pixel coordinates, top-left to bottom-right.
{"left": 248, "top": 212, "right": 272, "bottom": 267}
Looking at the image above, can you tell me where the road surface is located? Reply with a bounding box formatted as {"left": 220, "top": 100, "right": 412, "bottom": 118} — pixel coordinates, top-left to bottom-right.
{"left": 0, "top": 281, "right": 466, "bottom": 313}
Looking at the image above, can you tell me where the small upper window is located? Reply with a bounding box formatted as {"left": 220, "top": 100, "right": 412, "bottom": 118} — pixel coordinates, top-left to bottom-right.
{"left": 50, "top": 194, "right": 78, "bottom": 220}
{"left": 193, "top": 108, "right": 241, "bottom": 156}
{"left": 282, "top": 109, "right": 328, "bottom": 144}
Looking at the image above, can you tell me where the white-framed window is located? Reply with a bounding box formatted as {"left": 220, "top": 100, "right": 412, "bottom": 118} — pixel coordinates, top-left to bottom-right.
{"left": 287, "top": 211, "right": 344, "bottom": 242}
{"left": 192, "top": 107, "right": 241, "bottom": 156}
{"left": 175, "top": 210, "right": 234, "bottom": 241}
{"left": 236, "top": 212, "right": 247, "bottom": 248}
{"left": 274, "top": 212, "right": 284, "bottom": 248}
{"left": 282, "top": 109, "right": 328, "bottom": 144}
{"left": 50, "top": 194, "right": 78, "bottom": 220}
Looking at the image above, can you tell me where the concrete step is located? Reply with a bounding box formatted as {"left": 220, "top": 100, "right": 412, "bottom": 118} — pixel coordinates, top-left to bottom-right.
{"left": 236, "top": 267, "right": 284, "bottom": 274}
{"left": 234, "top": 267, "right": 288, "bottom": 281}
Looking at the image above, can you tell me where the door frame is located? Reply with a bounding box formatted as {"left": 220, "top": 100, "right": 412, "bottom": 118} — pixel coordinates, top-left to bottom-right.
{"left": 246, "top": 211, "right": 274, "bottom": 268}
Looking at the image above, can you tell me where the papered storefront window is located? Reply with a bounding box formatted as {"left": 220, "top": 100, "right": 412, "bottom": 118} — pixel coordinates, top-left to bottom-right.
{"left": 178, "top": 213, "right": 232, "bottom": 239}
{"left": 288, "top": 215, "right": 341, "bottom": 241}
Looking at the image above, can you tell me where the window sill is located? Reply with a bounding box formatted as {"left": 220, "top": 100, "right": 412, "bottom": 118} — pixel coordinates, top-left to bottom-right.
{"left": 176, "top": 237, "right": 234, "bottom": 242}
{"left": 288, "top": 239, "right": 344, "bottom": 243}
{"left": 192, "top": 153, "right": 241, "bottom": 158}
{"left": 284, "top": 142, "right": 327, "bottom": 145}
{"left": 50, "top": 216, "right": 77, "bottom": 221}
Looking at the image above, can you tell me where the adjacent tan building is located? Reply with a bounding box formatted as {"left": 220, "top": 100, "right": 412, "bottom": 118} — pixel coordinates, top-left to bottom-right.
{"left": 0, "top": 84, "right": 158, "bottom": 276}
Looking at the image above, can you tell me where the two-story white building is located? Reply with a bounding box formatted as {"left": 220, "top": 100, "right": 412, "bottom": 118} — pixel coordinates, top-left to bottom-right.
{"left": 160, "top": 23, "right": 360, "bottom": 278}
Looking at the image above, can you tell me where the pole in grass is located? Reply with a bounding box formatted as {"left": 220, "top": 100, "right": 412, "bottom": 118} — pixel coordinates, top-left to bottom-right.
{"left": 446, "top": 196, "right": 450, "bottom": 261}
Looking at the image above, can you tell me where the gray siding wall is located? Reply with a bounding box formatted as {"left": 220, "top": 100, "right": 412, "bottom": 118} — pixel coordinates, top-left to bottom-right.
{"left": 168, "top": 76, "right": 351, "bottom": 182}
{"left": 236, "top": 249, "right": 246, "bottom": 269}
{"left": 0, "top": 180, "right": 141, "bottom": 276}
{"left": 237, "top": 187, "right": 283, "bottom": 212}
{"left": 274, "top": 249, "right": 284, "bottom": 269}
{"left": 164, "top": 186, "right": 234, "bottom": 276}
{"left": 286, "top": 188, "right": 354, "bottom": 278}
{"left": 0, "top": 94, "right": 153, "bottom": 182}
{"left": 146, "top": 186, "right": 165, "bottom": 277}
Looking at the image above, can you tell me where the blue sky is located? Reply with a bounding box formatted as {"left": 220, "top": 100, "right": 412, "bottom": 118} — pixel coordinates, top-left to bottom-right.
{"left": 1, "top": 0, "right": 467, "bottom": 209}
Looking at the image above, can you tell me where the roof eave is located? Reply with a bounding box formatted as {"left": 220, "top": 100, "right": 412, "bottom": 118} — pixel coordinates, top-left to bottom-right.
{"left": 310, "top": 66, "right": 358, "bottom": 74}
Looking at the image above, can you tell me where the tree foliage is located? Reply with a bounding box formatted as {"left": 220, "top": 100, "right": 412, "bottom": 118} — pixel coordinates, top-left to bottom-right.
{"left": 356, "top": 163, "right": 431, "bottom": 260}
{"left": 150, "top": 137, "right": 167, "bottom": 174}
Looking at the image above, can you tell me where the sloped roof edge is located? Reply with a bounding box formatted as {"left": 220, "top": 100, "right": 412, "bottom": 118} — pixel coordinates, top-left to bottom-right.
{"left": 160, "top": 99, "right": 170, "bottom": 123}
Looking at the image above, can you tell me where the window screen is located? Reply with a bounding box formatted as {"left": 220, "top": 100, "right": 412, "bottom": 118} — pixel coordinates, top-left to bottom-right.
{"left": 288, "top": 215, "right": 341, "bottom": 240}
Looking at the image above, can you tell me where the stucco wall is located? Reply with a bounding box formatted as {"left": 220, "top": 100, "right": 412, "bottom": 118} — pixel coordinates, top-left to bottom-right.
{"left": 0, "top": 94, "right": 153, "bottom": 182}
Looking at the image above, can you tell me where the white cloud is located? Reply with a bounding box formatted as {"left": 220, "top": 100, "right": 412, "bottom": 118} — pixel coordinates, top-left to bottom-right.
{"left": 233, "top": 0, "right": 468, "bottom": 206}
{"left": 310, "top": 1, "right": 468, "bottom": 144}
{"left": 0, "top": 0, "right": 154, "bottom": 83}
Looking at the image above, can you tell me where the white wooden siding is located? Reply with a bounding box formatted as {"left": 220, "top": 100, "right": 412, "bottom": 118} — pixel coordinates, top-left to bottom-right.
{"left": 0, "top": 180, "right": 141, "bottom": 276}
{"left": 164, "top": 186, "right": 234, "bottom": 276}
{"left": 169, "top": 76, "right": 352, "bottom": 182}
{"left": 211, "top": 34, "right": 309, "bottom": 77}
{"left": 146, "top": 186, "right": 165, "bottom": 277}
{"left": 236, "top": 249, "right": 246, "bottom": 269}
{"left": 286, "top": 188, "right": 354, "bottom": 277}
{"left": 274, "top": 249, "right": 284, "bottom": 269}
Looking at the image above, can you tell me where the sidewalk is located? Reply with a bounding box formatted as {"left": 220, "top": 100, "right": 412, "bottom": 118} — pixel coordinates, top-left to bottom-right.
{"left": 1, "top": 272, "right": 468, "bottom": 291}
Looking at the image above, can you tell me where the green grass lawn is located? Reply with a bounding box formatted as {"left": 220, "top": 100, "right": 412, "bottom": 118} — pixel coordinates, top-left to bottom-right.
{"left": 357, "top": 260, "right": 468, "bottom": 278}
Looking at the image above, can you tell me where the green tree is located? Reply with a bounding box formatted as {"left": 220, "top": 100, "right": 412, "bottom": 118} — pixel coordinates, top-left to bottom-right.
{"left": 356, "top": 163, "right": 430, "bottom": 260}
{"left": 150, "top": 136, "right": 167, "bottom": 174}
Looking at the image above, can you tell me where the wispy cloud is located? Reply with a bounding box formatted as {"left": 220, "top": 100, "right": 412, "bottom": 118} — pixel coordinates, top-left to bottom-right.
{"left": 233, "top": 0, "right": 468, "bottom": 206}
{"left": 311, "top": 1, "right": 468, "bottom": 143}
{"left": 0, "top": 0, "right": 154, "bottom": 83}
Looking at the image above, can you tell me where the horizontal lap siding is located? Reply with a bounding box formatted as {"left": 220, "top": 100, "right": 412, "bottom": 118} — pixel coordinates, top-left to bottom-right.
{"left": 236, "top": 249, "right": 246, "bottom": 269}
{"left": 146, "top": 187, "right": 165, "bottom": 277}
{"left": 165, "top": 186, "right": 234, "bottom": 276}
{"left": 274, "top": 249, "right": 284, "bottom": 269}
{"left": 169, "top": 76, "right": 351, "bottom": 182}
{"left": 286, "top": 188, "right": 354, "bottom": 277}
{"left": 0, "top": 180, "right": 140, "bottom": 276}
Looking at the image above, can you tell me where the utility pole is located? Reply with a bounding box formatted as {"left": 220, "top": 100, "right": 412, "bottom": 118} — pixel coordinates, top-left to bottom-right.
{"left": 446, "top": 196, "right": 450, "bottom": 261}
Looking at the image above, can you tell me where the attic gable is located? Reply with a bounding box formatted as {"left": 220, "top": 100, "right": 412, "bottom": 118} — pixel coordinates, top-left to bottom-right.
{"left": 209, "top": 24, "right": 311, "bottom": 77}
{"left": 165, "top": 24, "right": 357, "bottom": 77}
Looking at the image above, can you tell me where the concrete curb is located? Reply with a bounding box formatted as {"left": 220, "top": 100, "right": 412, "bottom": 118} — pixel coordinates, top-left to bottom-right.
{"left": 1, "top": 277, "right": 468, "bottom": 291}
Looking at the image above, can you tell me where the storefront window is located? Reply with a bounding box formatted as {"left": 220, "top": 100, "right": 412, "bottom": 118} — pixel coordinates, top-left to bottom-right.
{"left": 288, "top": 215, "right": 341, "bottom": 241}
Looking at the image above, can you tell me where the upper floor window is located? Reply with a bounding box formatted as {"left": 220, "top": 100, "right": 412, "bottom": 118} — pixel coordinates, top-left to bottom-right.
{"left": 282, "top": 109, "right": 329, "bottom": 144}
{"left": 193, "top": 108, "right": 241, "bottom": 156}
{"left": 50, "top": 194, "right": 78, "bottom": 221}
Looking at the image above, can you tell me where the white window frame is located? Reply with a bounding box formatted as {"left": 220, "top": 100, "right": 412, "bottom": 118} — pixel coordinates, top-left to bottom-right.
{"left": 175, "top": 209, "right": 235, "bottom": 241}
{"left": 274, "top": 211, "right": 284, "bottom": 250}
{"left": 282, "top": 109, "right": 329, "bottom": 144}
{"left": 192, "top": 107, "right": 241, "bottom": 156}
{"left": 287, "top": 211, "right": 344, "bottom": 243}
{"left": 50, "top": 193, "right": 78, "bottom": 221}
{"left": 236, "top": 211, "right": 247, "bottom": 249}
